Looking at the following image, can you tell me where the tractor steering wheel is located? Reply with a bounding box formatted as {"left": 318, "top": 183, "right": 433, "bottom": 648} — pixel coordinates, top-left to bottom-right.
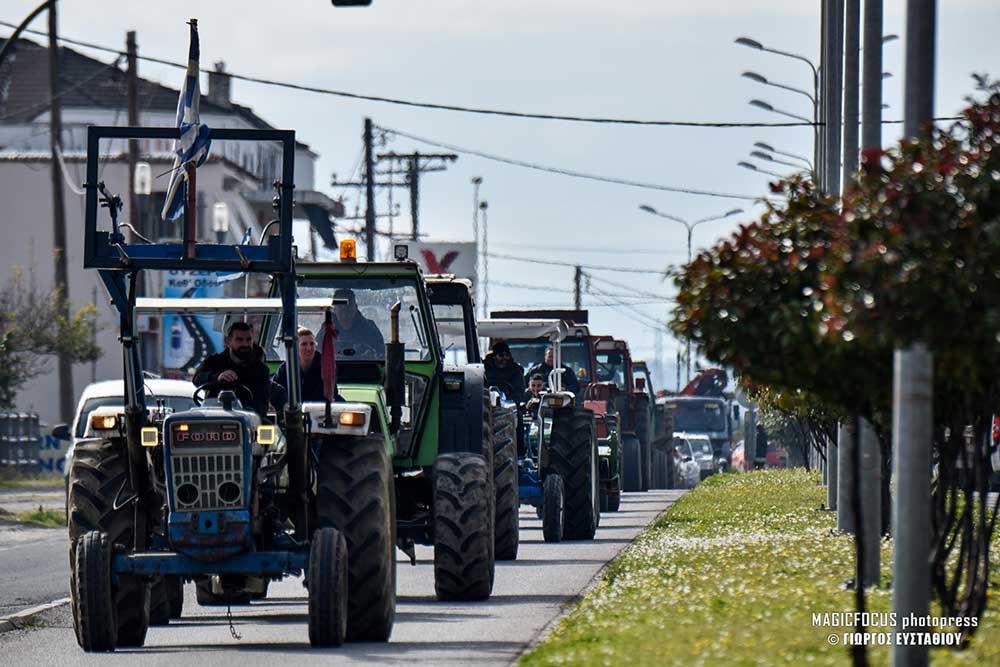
{"left": 337, "top": 341, "right": 381, "bottom": 359}
{"left": 193, "top": 380, "right": 255, "bottom": 408}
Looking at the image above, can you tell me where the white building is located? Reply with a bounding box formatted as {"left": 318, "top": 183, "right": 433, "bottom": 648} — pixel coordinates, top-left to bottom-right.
{"left": 0, "top": 37, "right": 343, "bottom": 424}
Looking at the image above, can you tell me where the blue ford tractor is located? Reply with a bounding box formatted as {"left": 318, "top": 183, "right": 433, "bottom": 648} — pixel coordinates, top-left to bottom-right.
{"left": 67, "top": 126, "right": 395, "bottom": 651}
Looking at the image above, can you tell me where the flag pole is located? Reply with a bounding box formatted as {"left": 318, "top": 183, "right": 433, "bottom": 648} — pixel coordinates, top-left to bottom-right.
{"left": 185, "top": 164, "right": 196, "bottom": 258}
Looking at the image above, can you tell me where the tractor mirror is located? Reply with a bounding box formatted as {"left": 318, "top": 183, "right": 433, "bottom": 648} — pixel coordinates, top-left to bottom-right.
{"left": 51, "top": 423, "right": 71, "bottom": 441}
{"left": 732, "top": 404, "right": 741, "bottom": 421}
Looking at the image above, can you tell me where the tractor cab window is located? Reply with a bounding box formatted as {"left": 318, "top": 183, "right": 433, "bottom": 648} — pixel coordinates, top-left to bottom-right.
{"left": 595, "top": 351, "right": 626, "bottom": 388}
{"left": 506, "top": 338, "right": 592, "bottom": 383}
{"left": 669, "top": 401, "right": 727, "bottom": 432}
{"left": 432, "top": 303, "right": 470, "bottom": 365}
{"left": 298, "top": 278, "right": 433, "bottom": 361}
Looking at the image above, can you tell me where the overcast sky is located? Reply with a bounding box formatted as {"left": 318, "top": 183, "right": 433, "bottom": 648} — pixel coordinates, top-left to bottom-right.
{"left": 6, "top": 0, "right": 999, "bottom": 388}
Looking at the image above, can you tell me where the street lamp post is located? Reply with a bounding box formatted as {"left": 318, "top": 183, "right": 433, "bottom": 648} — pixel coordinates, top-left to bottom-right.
{"left": 750, "top": 150, "right": 808, "bottom": 172}
{"left": 638, "top": 204, "right": 743, "bottom": 382}
{"left": 754, "top": 142, "right": 815, "bottom": 171}
{"left": 737, "top": 160, "right": 785, "bottom": 179}
{"left": 471, "top": 176, "right": 483, "bottom": 315}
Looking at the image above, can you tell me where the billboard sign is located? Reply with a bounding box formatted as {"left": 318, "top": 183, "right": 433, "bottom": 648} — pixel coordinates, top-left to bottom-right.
{"left": 403, "top": 241, "right": 477, "bottom": 283}
{"left": 161, "top": 271, "right": 225, "bottom": 375}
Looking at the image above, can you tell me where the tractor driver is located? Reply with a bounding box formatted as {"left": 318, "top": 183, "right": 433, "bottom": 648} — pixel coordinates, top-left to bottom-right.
{"left": 194, "top": 321, "right": 271, "bottom": 419}
{"left": 330, "top": 288, "right": 385, "bottom": 358}
{"left": 526, "top": 346, "right": 580, "bottom": 395}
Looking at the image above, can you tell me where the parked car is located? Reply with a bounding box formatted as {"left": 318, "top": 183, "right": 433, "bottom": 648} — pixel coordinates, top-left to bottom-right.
{"left": 675, "top": 432, "right": 716, "bottom": 479}
{"left": 57, "top": 379, "right": 196, "bottom": 513}
{"left": 672, "top": 436, "right": 702, "bottom": 489}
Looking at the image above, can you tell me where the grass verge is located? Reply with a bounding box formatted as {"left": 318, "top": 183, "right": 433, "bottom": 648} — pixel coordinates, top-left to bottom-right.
{"left": 0, "top": 478, "right": 62, "bottom": 490}
{"left": 520, "top": 469, "right": 1000, "bottom": 667}
{"left": 13, "top": 507, "right": 66, "bottom": 528}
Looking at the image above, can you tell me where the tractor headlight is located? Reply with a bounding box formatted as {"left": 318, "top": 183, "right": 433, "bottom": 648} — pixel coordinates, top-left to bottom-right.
{"left": 91, "top": 414, "right": 118, "bottom": 430}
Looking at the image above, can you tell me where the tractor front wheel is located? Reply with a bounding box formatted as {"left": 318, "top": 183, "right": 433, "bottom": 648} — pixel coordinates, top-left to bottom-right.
{"left": 72, "top": 531, "right": 117, "bottom": 652}
{"left": 432, "top": 453, "right": 494, "bottom": 601}
{"left": 491, "top": 404, "right": 520, "bottom": 561}
{"left": 549, "top": 406, "right": 600, "bottom": 540}
{"left": 542, "top": 474, "right": 564, "bottom": 543}
{"left": 307, "top": 527, "right": 349, "bottom": 648}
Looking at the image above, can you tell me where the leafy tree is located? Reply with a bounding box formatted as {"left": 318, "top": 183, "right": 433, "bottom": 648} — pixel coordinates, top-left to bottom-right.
{"left": 0, "top": 267, "right": 102, "bottom": 409}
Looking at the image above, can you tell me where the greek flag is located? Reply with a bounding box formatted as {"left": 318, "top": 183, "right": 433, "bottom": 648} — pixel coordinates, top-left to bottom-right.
{"left": 161, "top": 19, "right": 212, "bottom": 221}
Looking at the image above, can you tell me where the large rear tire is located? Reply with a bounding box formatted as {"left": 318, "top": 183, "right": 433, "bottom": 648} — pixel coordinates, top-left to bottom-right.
{"left": 72, "top": 531, "right": 117, "bottom": 652}
{"left": 622, "top": 435, "right": 642, "bottom": 492}
{"left": 491, "top": 404, "right": 519, "bottom": 561}
{"left": 650, "top": 447, "right": 670, "bottom": 490}
{"left": 68, "top": 439, "right": 149, "bottom": 647}
{"left": 433, "top": 453, "right": 494, "bottom": 601}
{"left": 316, "top": 434, "right": 395, "bottom": 641}
{"left": 542, "top": 474, "right": 564, "bottom": 543}
{"left": 308, "top": 527, "right": 348, "bottom": 648}
{"left": 549, "top": 406, "right": 599, "bottom": 540}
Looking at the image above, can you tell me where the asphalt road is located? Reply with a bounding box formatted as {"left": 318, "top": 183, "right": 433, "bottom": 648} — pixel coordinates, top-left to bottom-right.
{"left": 0, "top": 489, "right": 683, "bottom": 666}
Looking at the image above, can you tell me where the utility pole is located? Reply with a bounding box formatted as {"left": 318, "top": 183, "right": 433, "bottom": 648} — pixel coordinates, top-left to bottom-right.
{"left": 377, "top": 151, "right": 457, "bottom": 241}
{"left": 843, "top": 0, "right": 860, "bottom": 180}
{"left": 892, "top": 1, "right": 936, "bottom": 665}
{"left": 48, "top": 0, "right": 73, "bottom": 424}
{"left": 364, "top": 117, "right": 376, "bottom": 261}
{"left": 471, "top": 177, "right": 482, "bottom": 315}
{"left": 126, "top": 31, "right": 139, "bottom": 240}
{"left": 480, "top": 200, "right": 489, "bottom": 316}
{"left": 573, "top": 265, "right": 582, "bottom": 310}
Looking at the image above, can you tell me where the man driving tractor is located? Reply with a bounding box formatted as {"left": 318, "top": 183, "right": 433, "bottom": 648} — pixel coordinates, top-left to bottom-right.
{"left": 484, "top": 340, "right": 526, "bottom": 399}
{"left": 193, "top": 321, "right": 272, "bottom": 418}
{"left": 526, "top": 346, "right": 580, "bottom": 394}
{"left": 330, "top": 287, "right": 384, "bottom": 356}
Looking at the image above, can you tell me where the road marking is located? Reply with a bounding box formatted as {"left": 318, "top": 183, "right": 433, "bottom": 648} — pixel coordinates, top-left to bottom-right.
{"left": 0, "top": 597, "right": 70, "bottom": 634}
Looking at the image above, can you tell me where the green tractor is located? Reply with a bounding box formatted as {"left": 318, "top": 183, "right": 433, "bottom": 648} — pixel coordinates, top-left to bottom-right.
{"left": 293, "top": 249, "right": 496, "bottom": 600}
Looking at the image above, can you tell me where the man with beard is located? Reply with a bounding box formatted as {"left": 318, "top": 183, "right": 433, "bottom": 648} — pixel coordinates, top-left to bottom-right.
{"left": 194, "top": 321, "right": 271, "bottom": 419}
{"left": 526, "top": 346, "right": 580, "bottom": 394}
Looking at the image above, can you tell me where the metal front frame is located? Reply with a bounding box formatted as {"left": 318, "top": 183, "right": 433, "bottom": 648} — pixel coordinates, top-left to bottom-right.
{"left": 84, "top": 126, "right": 296, "bottom": 274}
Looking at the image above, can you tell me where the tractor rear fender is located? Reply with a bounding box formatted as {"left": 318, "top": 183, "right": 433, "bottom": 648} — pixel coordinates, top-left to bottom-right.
{"left": 437, "top": 365, "right": 487, "bottom": 456}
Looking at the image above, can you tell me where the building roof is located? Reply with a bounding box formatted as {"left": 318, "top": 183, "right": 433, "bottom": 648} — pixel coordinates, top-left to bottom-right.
{"left": 0, "top": 37, "right": 273, "bottom": 129}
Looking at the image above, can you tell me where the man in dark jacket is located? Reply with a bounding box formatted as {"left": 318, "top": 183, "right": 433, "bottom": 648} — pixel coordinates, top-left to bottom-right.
{"left": 193, "top": 321, "right": 271, "bottom": 419}
{"left": 272, "top": 327, "right": 328, "bottom": 409}
{"left": 331, "top": 288, "right": 384, "bottom": 358}
{"left": 483, "top": 341, "right": 525, "bottom": 399}
{"left": 526, "top": 346, "right": 580, "bottom": 394}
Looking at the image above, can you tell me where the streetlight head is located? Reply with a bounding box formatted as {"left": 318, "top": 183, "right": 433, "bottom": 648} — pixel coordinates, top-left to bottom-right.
{"left": 735, "top": 37, "right": 763, "bottom": 50}
{"left": 479, "top": 200, "right": 488, "bottom": 210}
{"left": 881, "top": 71, "right": 893, "bottom": 79}
{"left": 471, "top": 176, "right": 482, "bottom": 185}
{"left": 741, "top": 71, "right": 767, "bottom": 84}
{"left": 753, "top": 142, "right": 775, "bottom": 152}
{"left": 749, "top": 99, "right": 774, "bottom": 111}
{"left": 639, "top": 204, "right": 657, "bottom": 214}
{"left": 725, "top": 208, "right": 744, "bottom": 217}
{"left": 750, "top": 151, "right": 774, "bottom": 161}
{"left": 737, "top": 161, "right": 758, "bottom": 171}
{"left": 882, "top": 33, "right": 899, "bottom": 43}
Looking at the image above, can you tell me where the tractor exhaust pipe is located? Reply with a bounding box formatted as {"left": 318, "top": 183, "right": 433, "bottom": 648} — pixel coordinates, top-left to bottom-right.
{"left": 385, "top": 301, "right": 404, "bottom": 434}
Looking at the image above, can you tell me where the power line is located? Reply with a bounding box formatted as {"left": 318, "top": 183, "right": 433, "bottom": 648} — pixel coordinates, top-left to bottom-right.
{"left": 1, "top": 21, "right": 963, "bottom": 130}
{"left": 0, "top": 20, "right": 822, "bottom": 130}
{"left": 381, "top": 126, "right": 761, "bottom": 201}
{"left": 487, "top": 252, "right": 668, "bottom": 275}
{"left": 584, "top": 271, "right": 673, "bottom": 300}
{"left": 493, "top": 280, "right": 668, "bottom": 301}
{"left": 491, "top": 240, "right": 688, "bottom": 255}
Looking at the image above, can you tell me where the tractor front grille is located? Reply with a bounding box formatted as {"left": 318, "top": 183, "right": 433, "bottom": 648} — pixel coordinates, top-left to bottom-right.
{"left": 170, "top": 449, "right": 245, "bottom": 512}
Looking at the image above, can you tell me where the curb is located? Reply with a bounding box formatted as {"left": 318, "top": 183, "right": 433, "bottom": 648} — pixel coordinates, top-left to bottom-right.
{"left": 0, "top": 597, "right": 70, "bottom": 633}
{"left": 512, "top": 489, "right": 685, "bottom": 666}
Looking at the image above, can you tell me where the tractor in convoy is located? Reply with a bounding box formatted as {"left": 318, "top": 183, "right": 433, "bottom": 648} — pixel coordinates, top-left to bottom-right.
{"left": 424, "top": 274, "right": 520, "bottom": 561}
{"left": 68, "top": 126, "right": 395, "bottom": 650}
{"left": 631, "top": 360, "right": 675, "bottom": 489}
{"left": 657, "top": 368, "right": 736, "bottom": 472}
{"left": 292, "top": 250, "right": 497, "bottom": 600}
{"left": 479, "top": 318, "right": 600, "bottom": 542}
{"left": 491, "top": 309, "right": 626, "bottom": 511}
